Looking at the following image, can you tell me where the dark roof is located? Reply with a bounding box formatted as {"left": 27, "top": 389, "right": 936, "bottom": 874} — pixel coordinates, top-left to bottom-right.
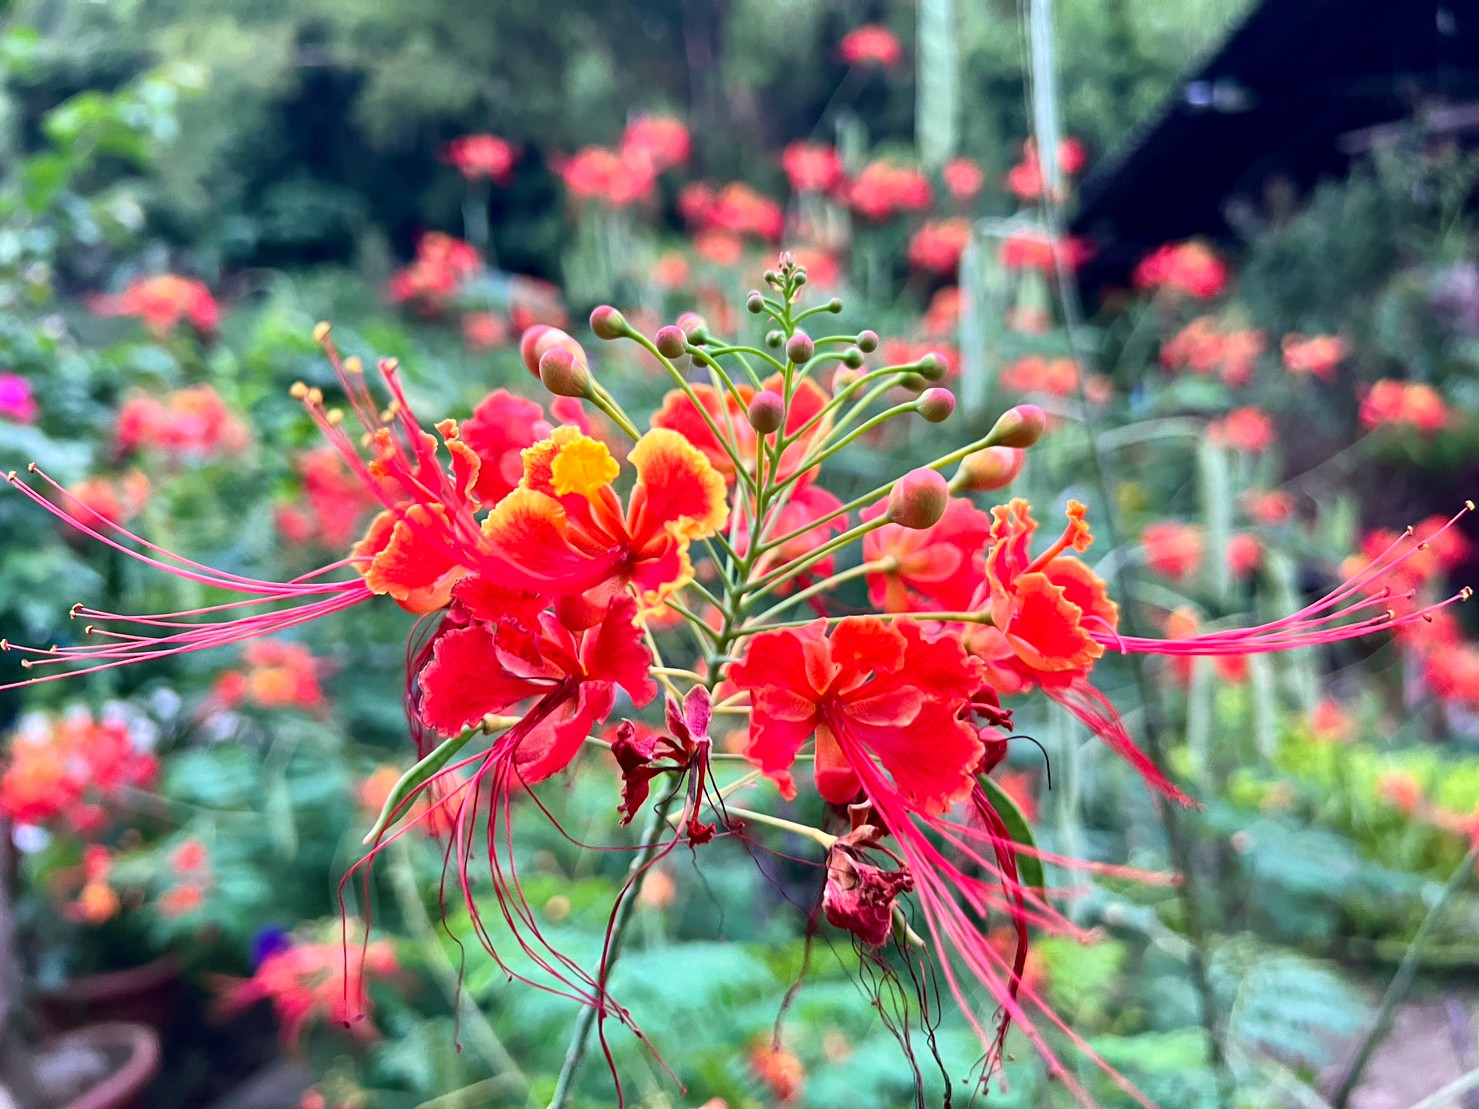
{"left": 1069, "top": 0, "right": 1479, "bottom": 288}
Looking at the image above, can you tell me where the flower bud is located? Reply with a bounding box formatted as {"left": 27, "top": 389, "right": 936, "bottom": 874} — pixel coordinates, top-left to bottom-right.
{"left": 841, "top": 346, "right": 865, "bottom": 369}
{"left": 765, "top": 330, "right": 785, "bottom": 349}
{"left": 886, "top": 468, "right": 949, "bottom": 530}
{"left": 914, "top": 352, "right": 947, "bottom": 381}
{"left": 989, "top": 404, "right": 1048, "bottom": 448}
{"left": 952, "top": 446, "right": 1025, "bottom": 493}
{"left": 520, "top": 326, "right": 587, "bottom": 380}
{"left": 654, "top": 325, "right": 688, "bottom": 359}
{"left": 538, "top": 347, "right": 593, "bottom": 398}
{"left": 677, "top": 312, "right": 709, "bottom": 345}
{"left": 746, "top": 292, "right": 766, "bottom": 314}
{"left": 589, "top": 305, "right": 628, "bottom": 340}
{"left": 856, "top": 330, "right": 879, "bottom": 353}
{"left": 786, "top": 332, "right": 815, "bottom": 365}
{"left": 916, "top": 388, "right": 955, "bottom": 424}
{"left": 824, "top": 297, "right": 842, "bottom": 313}
{"left": 747, "top": 390, "right": 786, "bottom": 434}
{"left": 831, "top": 366, "right": 861, "bottom": 393}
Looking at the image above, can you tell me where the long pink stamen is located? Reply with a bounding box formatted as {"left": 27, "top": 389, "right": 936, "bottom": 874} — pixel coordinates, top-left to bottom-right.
{"left": 1100, "top": 504, "right": 1474, "bottom": 657}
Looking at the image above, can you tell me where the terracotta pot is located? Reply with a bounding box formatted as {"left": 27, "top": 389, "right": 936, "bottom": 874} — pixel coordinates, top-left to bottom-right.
{"left": 36, "top": 954, "right": 181, "bottom": 1035}
{"left": 51, "top": 1022, "right": 160, "bottom": 1109}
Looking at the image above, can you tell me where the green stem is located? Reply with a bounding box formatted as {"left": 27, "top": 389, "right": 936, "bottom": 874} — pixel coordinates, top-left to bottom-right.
{"left": 1332, "top": 841, "right": 1479, "bottom": 1108}
{"left": 546, "top": 788, "right": 683, "bottom": 1109}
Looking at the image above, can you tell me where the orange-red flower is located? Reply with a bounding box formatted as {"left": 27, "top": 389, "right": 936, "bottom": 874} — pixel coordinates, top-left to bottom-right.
{"left": 619, "top": 116, "right": 690, "bottom": 175}
{"left": 113, "top": 385, "right": 250, "bottom": 461}
{"left": 907, "top": 219, "right": 972, "bottom": 276}
{"left": 1141, "top": 521, "right": 1203, "bottom": 581}
{"left": 443, "top": 133, "right": 517, "bottom": 183}
{"left": 943, "top": 157, "right": 985, "bottom": 202}
{"left": 0, "top": 709, "right": 157, "bottom": 831}
{"left": 1133, "top": 242, "right": 1228, "bottom": 299}
{"left": 838, "top": 24, "right": 902, "bottom": 67}
{"left": 1359, "top": 380, "right": 1450, "bottom": 434}
{"left": 999, "top": 231, "right": 1091, "bottom": 273}
{"left": 1209, "top": 406, "right": 1275, "bottom": 453}
{"left": 556, "top": 146, "right": 656, "bottom": 208}
{"left": 862, "top": 496, "right": 993, "bottom": 613}
{"left": 479, "top": 427, "right": 728, "bottom": 614}
{"left": 91, "top": 274, "right": 220, "bottom": 335}
{"left": 782, "top": 142, "right": 843, "bottom": 193}
{"left": 218, "top": 936, "right": 398, "bottom": 1046}
{"left": 730, "top": 617, "right": 986, "bottom": 811}
{"left": 1000, "top": 355, "right": 1081, "bottom": 397}
{"left": 214, "top": 639, "right": 324, "bottom": 712}
{"left": 67, "top": 471, "right": 150, "bottom": 529}
{"left": 1282, "top": 333, "right": 1348, "bottom": 380}
{"left": 651, "top": 375, "right": 829, "bottom": 486}
{"left": 847, "top": 161, "right": 932, "bottom": 221}
{"left": 387, "top": 232, "right": 482, "bottom": 312}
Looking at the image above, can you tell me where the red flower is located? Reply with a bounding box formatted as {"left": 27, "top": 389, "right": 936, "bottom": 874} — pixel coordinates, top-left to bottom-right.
{"left": 277, "top": 448, "right": 378, "bottom": 550}
{"left": 387, "top": 232, "right": 482, "bottom": 313}
{"left": 214, "top": 639, "right": 325, "bottom": 712}
{"left": 838, "top": 25, "right": 902, "bottom": 68}
{"left": 443, "top": 133, "right": 517, "bottom": 183}
{"left": 999, "top": 231, "right": 1090, "bottom": 273}
{"left": 651, "top": 375, "right": 830, "bottom": 486}
{"left": 619, "top": 116, "right": 691, "bottom": 175}
{"left": 1282, "top": 333, "right": 1348, "bottom": 380}
{"left": 218, "top": 936, "right": 398, "bottom": 1046}
{"left": 731, "top": 617, "right": 985, "bottom": 810}
{"left": 479, "top": 426, "right": 729, "bottom": 614}
{"left": 1209, "top": 406, "right": 1275, "bottom": 453}
{"left": 113, "top": 386, "right": 250, "bottom": 460}
{"left": 1133, "top": 241, "right": 1228, "bottom": 299}
{"left": 782, "top": 142, "right": 843, "bottom": 193}
{"left": 1359, "top": 380, "right": 1450, "bottom": 434}
{"left": 862, "top": 496, "right": 993, "bottom": 613}
{"left": 68, "top": 471, "right": 150, "bottom": 529}
{"left": 906, "top": 219, "right": 973, "bottom": 276}
{"left": 943, "top": 157, "right": 985, "bottom": 202}
{"left": 1141, "top": 521, "right": 1203, "bottom": 581}
{"left": 701, "top": 183, "right": 784, "bottom": 241}
{"left": 91, "top": 274, "right": 220, "bottom": 336}
{"left": 556, "top": 147, "right": 656, "bottom": 208}
{"left": 999, "top": 355, "right": 1081, "bottom": 397}
{"left": 847, "top": 161, "right": 932, "bottom": 221}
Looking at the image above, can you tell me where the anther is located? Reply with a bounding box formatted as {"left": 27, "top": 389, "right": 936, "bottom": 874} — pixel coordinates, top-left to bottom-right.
{"left": 4, "top": 471, "right": 14, "bottom": 482}
{"left": 1463, "top": 587, "right": 1474, "bottom": 601}
{"left": 20, "top": 660, "right": 31, "bottom": 669}
{"left": 84, "top": 625, "right": 94, "bottom": 635}
{"left": 307, "top": 388, "right": 324, "bottom": 406}
{"left": 313, "top": 322, "right": 331, "bottom": 343}
{"left": 290, "top": 382, "right": 309, "bottom": 399}
{"left": 70, "top": 603, "right": 82, "bottom": 618}
{"left": 1, "top": 640, "right": 9, "bottom": 651}
{"left": 1468, "top": 500, "right": 1476, "bottom": 512}
{"left": 326, "top": 409, "right": 344, "bottom": 426}
{"left": 27, "top": 462, "right": 38, "bottom": 473}
{"left": 343, "top": 356, "right": 363, "bottom": 375}
{"left": 381, "top": 358, "right": 399, "bottom": 375}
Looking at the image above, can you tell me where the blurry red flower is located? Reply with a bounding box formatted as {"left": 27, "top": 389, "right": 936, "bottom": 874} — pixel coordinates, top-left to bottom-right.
{"left": 847, "top": 161, "right": 932, "bottom": 221}
{"left": 1133, "top": 242, "right": 1228, "bottom": 299}
{"left": 838, "top": 24, "right": 902, "bottom": 67}
{"left": 782, "top": 142, "right": 843, "bottom": 193}
{"left": 91, "top": 274, "right": 220, "bottom": 336}
{"left": 1359, "top": 380, "right": 1450, "bottom": 434}
{"left": 1141, "top": 521, "right": 1203, "bottom": 581}
{"left": 943, "top": 156, "right": 985, "bottom": 202}
{"left": 113, "top": 385, "right": 250, "bottom": 461}
{"left": 443, "top": 133, "right": 517, "bottom": 183}
{"left": 1282, "top": 333, "right": 1348, "bottom": 380}
{"left": 906, "top": 219, "right": 972, "bottom": 276}
{"left": 1209, "top": 407, "right": 1275, "bottom": 453}
{"left": 619, "top": 115, "right": 690, "bottom": 175}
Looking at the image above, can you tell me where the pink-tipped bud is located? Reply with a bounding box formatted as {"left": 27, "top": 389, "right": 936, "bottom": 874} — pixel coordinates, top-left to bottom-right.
{"left": 886, "top": 468, "right": 949, "bottom": 530}
{"left": 655, "top": 325, "right": 688, "bottom": 359}
{"left": 538, "top": 347, "right": 593, "bottom": 398}
{"left": 989, "top": 403, "right": 1048, "bottom": 448}
{"left": 520, "top": 326, "right": 587, "bottom": 380}
{"left": 953, "top": 446, "right": 1025, "bottom": 493}
{"left": 786, "top": 332, "right": 815, "bottom": 365}
{"left": 589, "top": 305, "right": 628, "bottom": 340}
{"left": 677, "top": 312, "right": 707, "bottom": 337}
{"left": 747, "top": 390, "right": 785, "bottom": 434}
{"left": 856, "top": 330, "right": 879, "bottom": 353}
{"left": 915, "top": 352, "right": 948, "bottom": 381}
{"left": 917, "top": 388, "right": 955, "bottom": 424}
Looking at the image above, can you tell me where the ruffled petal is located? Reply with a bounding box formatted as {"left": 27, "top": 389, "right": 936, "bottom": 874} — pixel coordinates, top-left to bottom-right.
{"left": 418, "top": 623, "right": 544, "bottom": 735}
{"left": 627, "top": 428, "right": 730, "bottom": 544}
{"left": 580, "top": 595, "right": 658, "bottom": 707}
{"left": 353, "top": 506, "right": 466, "bottom": 614}
{"left": 481, "top": 486, "right": 619, "bottom": 593}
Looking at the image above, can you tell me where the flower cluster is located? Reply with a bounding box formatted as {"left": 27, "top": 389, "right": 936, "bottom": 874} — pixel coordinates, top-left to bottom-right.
{"left": 0, "top": 708, "right": 158, "bottom": 833}
{"left": 3, "top": 258, "right": 1468, "bottom": 1105}
{"left": 90, "top": 274, "right": 220, "bottom": 337}
{"left": 113, "top": 384, "right": 250, "bottom": 461}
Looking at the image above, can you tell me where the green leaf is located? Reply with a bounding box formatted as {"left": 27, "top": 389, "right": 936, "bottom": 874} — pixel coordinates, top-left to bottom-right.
{"left": 978, "top": 774, "right": 1045, "bottom": 895}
